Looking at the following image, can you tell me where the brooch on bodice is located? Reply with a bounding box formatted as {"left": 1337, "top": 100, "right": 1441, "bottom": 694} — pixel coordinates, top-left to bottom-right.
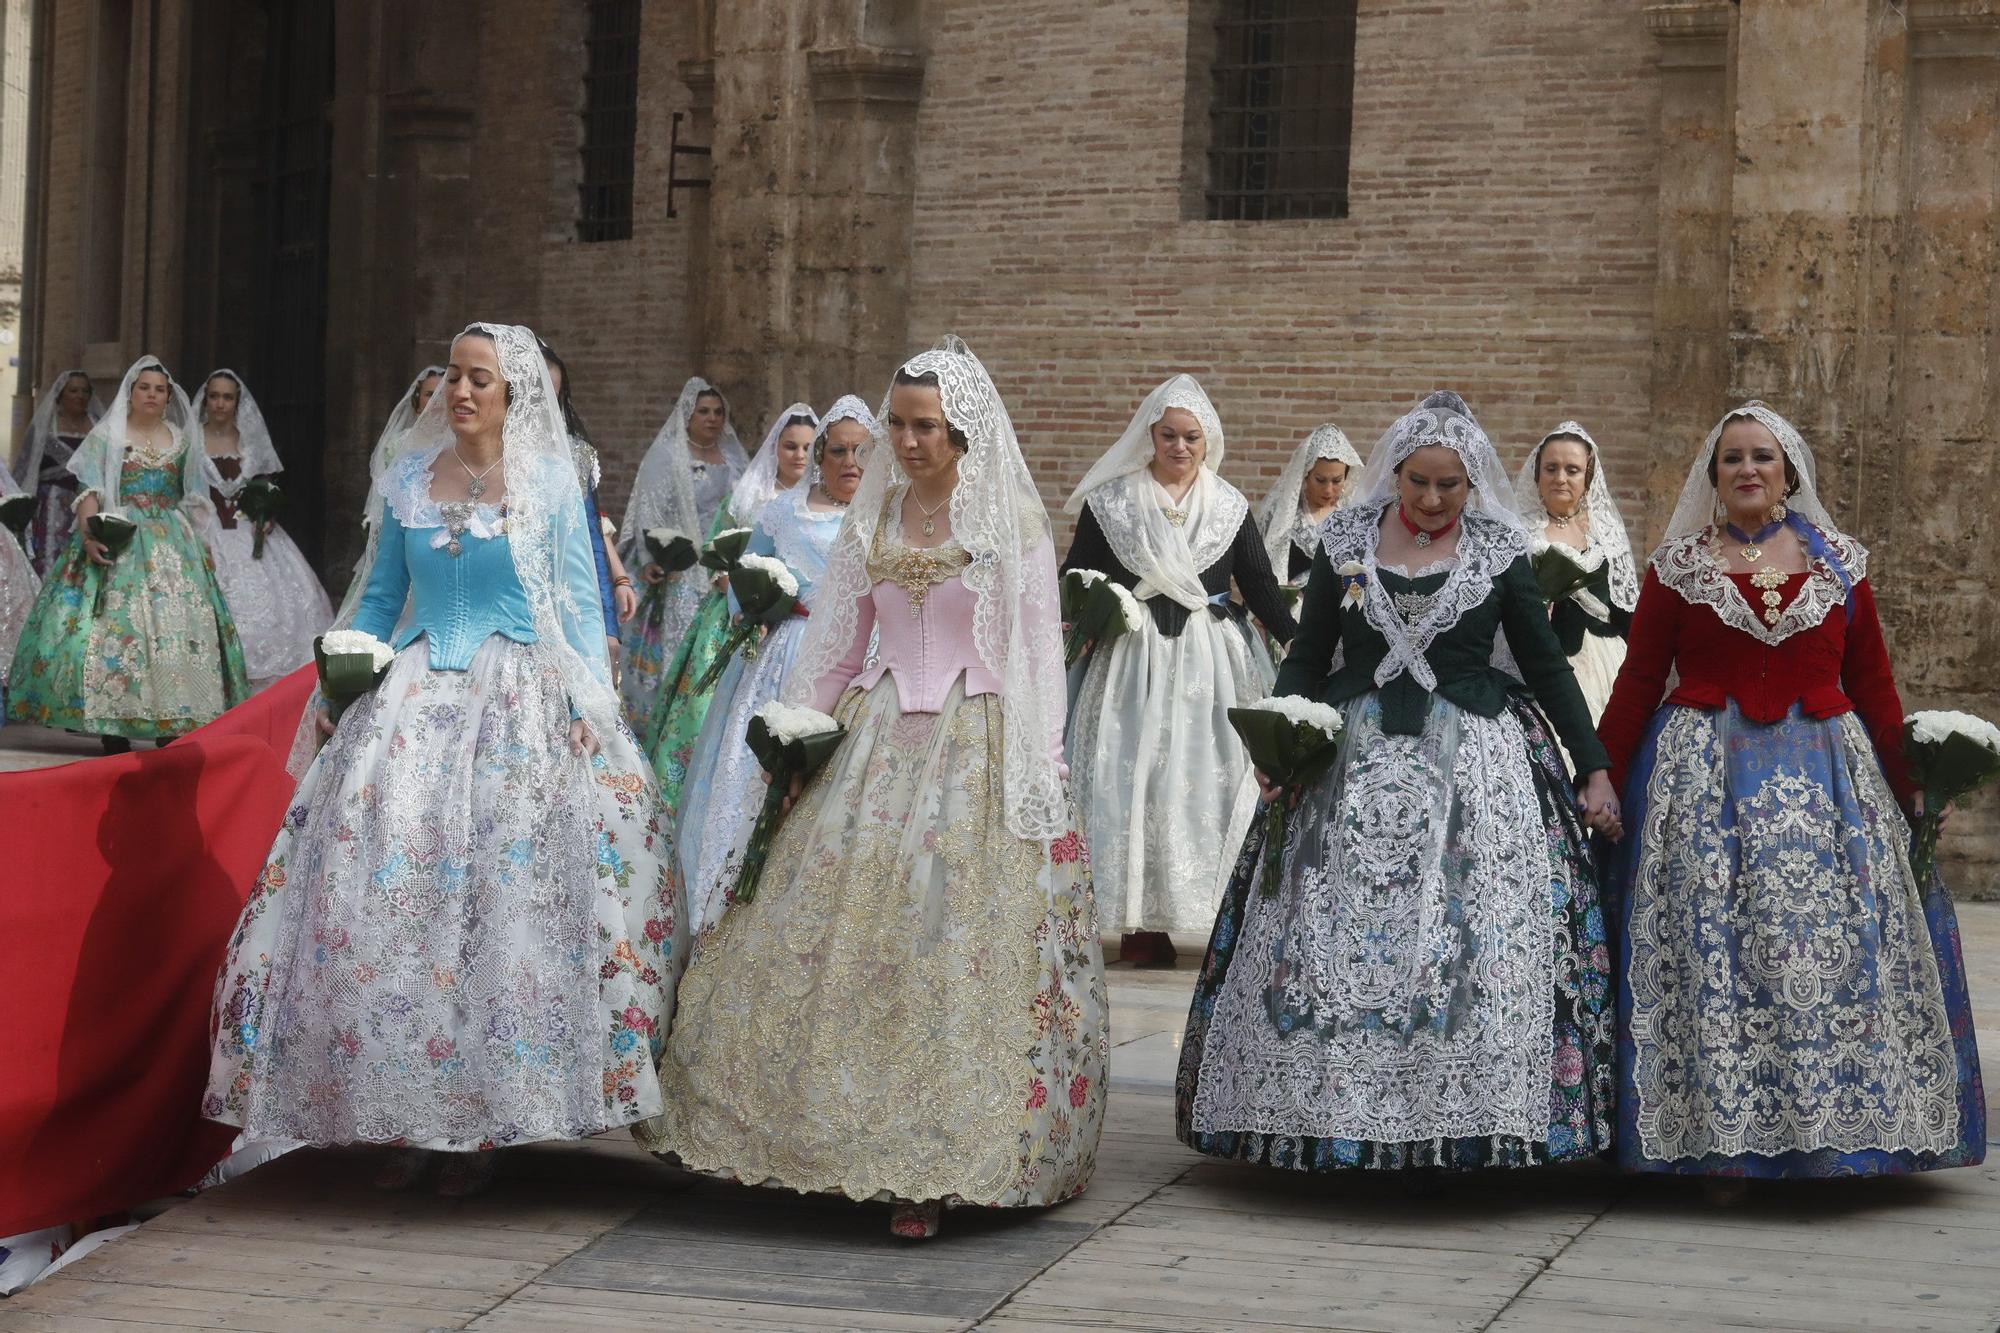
{"left": 1749, "top": 565, "right": 1787, "bottom": 626}
{"left": 868, "top": 536, "right": 971, "bottom": 615}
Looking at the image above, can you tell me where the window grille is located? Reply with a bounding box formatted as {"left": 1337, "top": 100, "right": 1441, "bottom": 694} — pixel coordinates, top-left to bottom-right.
{"left": 578, "top": 0, "right": 642, "bottom": 242}
{"left": 1206, "top": 0, "right": 1357, "bottom": 221}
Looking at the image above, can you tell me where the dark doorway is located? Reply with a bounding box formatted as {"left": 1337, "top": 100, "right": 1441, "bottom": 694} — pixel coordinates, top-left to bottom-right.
{"left": 251, "top": 0, "right": 333, "bottom": 564}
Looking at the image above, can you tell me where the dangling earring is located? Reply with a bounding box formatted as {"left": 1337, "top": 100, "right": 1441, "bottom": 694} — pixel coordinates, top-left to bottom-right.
{"left": 1766, "top": 500, "right": 1788, "bottom": 524}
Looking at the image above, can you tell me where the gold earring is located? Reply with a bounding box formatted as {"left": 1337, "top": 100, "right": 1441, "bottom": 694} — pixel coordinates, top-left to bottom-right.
{"left": 1766, "top": 500, "right": 1788, "bottom": 524}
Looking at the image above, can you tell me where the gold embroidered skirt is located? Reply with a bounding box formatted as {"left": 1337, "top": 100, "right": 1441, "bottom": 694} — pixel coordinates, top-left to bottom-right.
{"left": 643, "top": 675, "right": 1109, "bottom": 1208}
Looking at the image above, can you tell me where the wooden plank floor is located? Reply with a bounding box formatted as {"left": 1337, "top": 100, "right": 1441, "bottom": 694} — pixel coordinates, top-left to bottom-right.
{"left": 6, "top": 914, "right": 2000, "bottom": 1332}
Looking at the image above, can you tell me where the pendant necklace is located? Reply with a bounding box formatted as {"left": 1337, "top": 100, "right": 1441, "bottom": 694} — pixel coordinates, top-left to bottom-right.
{"left": 1725, "top": 518, "right": 1784, "bottom": 565}
{"left": 1396, "top": 504, "right": 1458, "bottom": 549}
{"left": 1549, "top": 509, "right": 1575, "bottom": 531}
{"left": 912, "top": 487, "right": 950, "bottom": 538}
{"left": 454, "top": 445, "right": 502, "bottom": 500}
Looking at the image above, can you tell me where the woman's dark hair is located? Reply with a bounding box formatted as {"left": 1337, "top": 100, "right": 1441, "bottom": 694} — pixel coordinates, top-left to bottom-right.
{"left": 408, "top": 366, "right": 441, "bottom": 410}
{"left": 891, "top": 368, "right": 969, "bottom": 451}
{"left": 452, "top": 329, "right": 513, "bottom": 404}
{"left": 783, "top": 412, "right": 817, "bottom": 433}
{"left": 1420, "top": 389, "right": 1471, "bottom": 416}
{"left": 694, "top": 387, "right": 726, "bottom": 415}
{"left": 538, "top": 338, "right": 590, "bottom": 441}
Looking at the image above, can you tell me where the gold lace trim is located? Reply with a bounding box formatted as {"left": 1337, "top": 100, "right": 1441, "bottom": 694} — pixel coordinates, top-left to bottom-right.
{"left": 867, "top": 515, "right": 970, "bottom": 613}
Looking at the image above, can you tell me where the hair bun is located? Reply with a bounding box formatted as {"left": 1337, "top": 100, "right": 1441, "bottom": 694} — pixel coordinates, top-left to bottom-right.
{"left": 1419, "top": 389, "right": 1471, "bottom": 415}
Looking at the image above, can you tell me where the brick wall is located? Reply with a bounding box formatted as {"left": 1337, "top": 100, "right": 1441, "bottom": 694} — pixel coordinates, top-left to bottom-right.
{"left": 905, "top": 0, "right": 1661, "bottom": 546}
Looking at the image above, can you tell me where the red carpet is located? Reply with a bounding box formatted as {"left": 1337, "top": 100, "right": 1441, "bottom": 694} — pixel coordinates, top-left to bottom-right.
{"left": 0, "top": 666, "right": 314, "bottom": 1235}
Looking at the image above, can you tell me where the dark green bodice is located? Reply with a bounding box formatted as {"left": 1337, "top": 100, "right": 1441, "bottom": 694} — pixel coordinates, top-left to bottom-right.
{"left": 1275, "top": 545, "right": 1611, "bottom": 777}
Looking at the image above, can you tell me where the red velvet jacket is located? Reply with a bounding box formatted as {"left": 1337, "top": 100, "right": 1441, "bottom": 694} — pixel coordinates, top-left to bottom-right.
{"left": 1596, "top": 529, "right": 1912, "bottom": 806}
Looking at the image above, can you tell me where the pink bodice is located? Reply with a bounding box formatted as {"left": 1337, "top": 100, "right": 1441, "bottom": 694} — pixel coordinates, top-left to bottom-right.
{"left": 807, "top": 527, "right": 1066, "bottom": 770}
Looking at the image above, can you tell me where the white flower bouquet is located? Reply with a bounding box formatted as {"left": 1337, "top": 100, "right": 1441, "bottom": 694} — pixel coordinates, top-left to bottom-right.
{"left": 1060, "top": 567, "right": 1146, "bottom": 667}
{"left": 643, "top": 526, "right": 700, "bottom": 575}
{"left": 1904, "top": 709, "right": 2000, "bottom": 883}
{"left": 314, "top": 629, "right": 397, "bottom": 725}
{"left": 694, "top": 553, "right": 807, "bottom": 692}
{"left": 1228, "top": 696, "right": 1347, "bottom": 898}
{"left": 1527, "top": 536, "right": 1593, "bottom": 605}
{"left": 698, "top": 526, "right": 754, "bottom": 573}
{"left": 731, "top": 702, "right": 848, "bottom": 908}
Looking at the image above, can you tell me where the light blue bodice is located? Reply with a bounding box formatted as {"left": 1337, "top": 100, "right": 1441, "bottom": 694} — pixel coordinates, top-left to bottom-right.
{"left": 726, "top": 489, "right": 847, "bottom": 615}
{"left": 352, "top": 450, "right": 605, "bottom": 676}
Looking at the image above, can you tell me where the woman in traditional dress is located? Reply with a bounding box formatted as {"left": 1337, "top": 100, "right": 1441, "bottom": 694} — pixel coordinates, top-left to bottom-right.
{"left": 7, "top": 358, "right": 249, "bottom": 751}
{"left": 15, "top": 370, "right": 104, "bottom": 575}
{"left": 204, "top": 323, "right": 682, "bottom": 1198}
{"left": 646, "top": 338, "right": 1106, "bottom": 1240}
{"left": 676, "top": 395, "right": 873, "bottom": 932}
{"left": 1176, "top": 389, "right": 1622, "bottom": 1175}
{"left": 0, "top": 465, "right": 39, "bottom": 699}
{"left": 334, "top": 365, "right": 446, "bottom": 626}
{"left": 1257, "top": 421, "right": 1363, "bottom": 589}
{"left": 540, "top": 341, "right": 636, "bottom": 664}
{"left": 197, "top": 370, "right": 335, "bottom": 689}
{"left": 1597, "top": 401, "right": 1983, "bottom": 1198}
{"left": 1515, "top": 422, "right": 1634, "bottom": 738}
{"left": 1061, "top": 375, "right": 1295, "bottom": 966}
{"left": 642, "top": 403, "right": 819, "bottom": 814}
{"left": 616, "top": 377, "right": 745, "bottom": 729}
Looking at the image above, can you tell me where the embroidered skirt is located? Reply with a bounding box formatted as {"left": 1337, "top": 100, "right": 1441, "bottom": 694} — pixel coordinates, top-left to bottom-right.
{"left": 204, "top": 636, "right": 685, "bottom": 1150}
{"left": 645, "top": 676, "right": 1109, "bottom": 1208}
{"left": 1176, "top": 691, "right": 1614, "bottom": 1171}
{"left": 640, "top": 584, "right": 733, "bottom": 818}
{"left": 1069, "top": 610, "right": 1270, "bottom": 934}
{"left": 1610, "top": 703, "right": 1983, "bottom": 1177}
{"left": 617, "top": 569, "right": 705, "bottom": 734}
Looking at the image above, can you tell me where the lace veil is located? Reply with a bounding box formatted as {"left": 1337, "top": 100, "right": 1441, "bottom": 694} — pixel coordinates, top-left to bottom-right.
{"left": 1662, "top": 401, "right": 1840, "bottom": 543}
{"left": 1062, "top": 373, "right": 1238, "bottom": 611}
{"left": 68, "top": 356, "right": 201, "bottom": 514}
{"left": 1514, "top": 421, "right": 1638, "bottom": 611}
{"left": 733, "top": 401, "right": 818, "bottom": 524}
{"left": 1348, "top": 389, "right": 1527, "bottom": 535}
{"left": 196, "top": 369, "right": 282, "bottom": 497}
{"left": 620, "top": 376, "right": 744, "bottom": 553}
{"left": 1257, "top": 421, "right": 1362, "bottom": 576}
{"left": 366, "top": 366, "right": 445, "bottom": 516}
{"left": 783, "top": 336, "right": 1069, "bottom": 841}
{"left": 15, "top": 369, "right": 105, "bottom": 488}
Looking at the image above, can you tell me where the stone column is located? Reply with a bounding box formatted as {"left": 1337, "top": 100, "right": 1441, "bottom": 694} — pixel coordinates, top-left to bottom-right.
{"left": 1641, "top": 2, "right": 1737, "bottom": 544}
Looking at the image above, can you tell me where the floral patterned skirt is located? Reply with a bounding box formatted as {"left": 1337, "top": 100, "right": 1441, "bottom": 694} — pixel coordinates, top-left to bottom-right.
{"left": 641, "top": 586, "right": 733, "bottom": 818}
{"left": 204, "top": 636, "right": 685, "bottom": 1151}
{"left": 1610, "top": 703, "right": 1984, "bottom": 1178}
{"left": 28, "top": 476, "right": 77, "bottom": 578}
{"left": 7, "top": 505, "right": 248, "bottom": 738}
{"left": 618, "top": 571, "right": 704, "bottom": 735}
{"left": 1176, "top": 692, "right": 1614, "bottom": 1172}
{"left": 645, "top": 676, "right": 1109, "bottom": 1208}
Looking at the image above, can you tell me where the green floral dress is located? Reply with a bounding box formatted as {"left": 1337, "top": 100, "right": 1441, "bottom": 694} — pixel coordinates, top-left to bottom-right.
{"left": 640, "top": 506, "right": 740, "bottom": 821}
{"left": 7, "top": 434, "right": 249, "bottom": 738}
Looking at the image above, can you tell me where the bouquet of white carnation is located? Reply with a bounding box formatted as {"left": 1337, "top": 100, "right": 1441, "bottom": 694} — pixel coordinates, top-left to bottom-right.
{"left": 698, "top": 526, "right": 754, "bottom": 573}
{"left": 729, "top": 702, "right": 848, "bottom": 909}
{"left": 693, "top": 552, "right": 807, "bottom": 692}
{"left": 314, "top": 629, "right": 397, "bottom": 727}
{"left": 1060, "top": 567, "right": 1146, "bottom": 667}
{"left": 643, "top": 527, "right": 700, "bottom": 575}
{"left": 1228, "top": 696, "right": 1346, "bottom": 897}
{"left": 1904, "top": 709, "right": 2000, "bottom": 883}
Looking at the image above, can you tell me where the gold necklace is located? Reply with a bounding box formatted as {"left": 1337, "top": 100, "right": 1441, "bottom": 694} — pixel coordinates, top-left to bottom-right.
{"left": 911, "top": 487, "right": 951, "bottom": 537}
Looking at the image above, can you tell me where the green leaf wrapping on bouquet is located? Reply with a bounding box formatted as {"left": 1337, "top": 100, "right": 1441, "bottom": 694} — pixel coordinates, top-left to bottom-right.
{"left": 645, "top": 531, "right": 700, "bottom": 575}
{"left": 313, "top": 637, "right": 394, "bottom": 725}
{"left": 1228, "top": 704, "right": 1347, "bottom": 899}
{"left": 235, "top": 477, "right": 284, "bottom": 559}
{"left": 1530, "top": 543, "right": 1594, "bottom": 605}
{"left": 1063, "top": 574, "right": 1145, "bottom": 668}
{"left": 1903, "top": 715, "right": 2000, "bottom": 885}
{"left": 731, "top": 713, "right": 848, "bottom": 908}
{"left": 698, "top": 527, "right": 753, "bottom": 573}
{"left": 85, "top": 513, "right": 139, "bottom": 616}
{"left": 0, "top": 494, "right": 32, "bottom": 545}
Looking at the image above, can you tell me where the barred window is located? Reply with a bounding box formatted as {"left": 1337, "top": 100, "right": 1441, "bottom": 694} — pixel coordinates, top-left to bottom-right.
{"left": 1206, "top": 0, "right": 1357, "bottom": 221}
{"left": 578, "top": 0, "right": 642, "bottom": 242}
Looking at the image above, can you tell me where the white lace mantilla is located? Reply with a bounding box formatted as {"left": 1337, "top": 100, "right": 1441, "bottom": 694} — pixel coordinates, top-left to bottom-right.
{"left": 1625, "top": 708, "right": 1960, "bottom": 1161}
{"left": 383, "top": 448, "right": 510, "bottom": 534}
{"left": 1320, "top": 505, "right": 1525, "bottom": 692}
{"left": 1650, "top": 526, "right": 1868, "bottom": 646}
{"left": 1086, "top": 471, "right": 1245, "bottom": 587}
